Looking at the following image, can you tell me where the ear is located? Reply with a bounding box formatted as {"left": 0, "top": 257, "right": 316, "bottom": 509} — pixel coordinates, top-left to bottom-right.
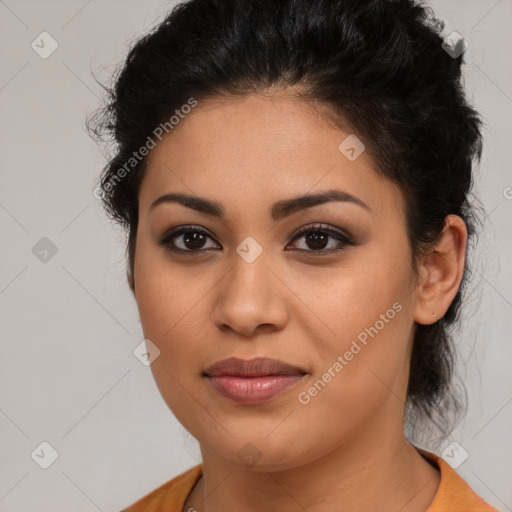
{"left": 413, "top": 215, "right": 467, "bottom": 325}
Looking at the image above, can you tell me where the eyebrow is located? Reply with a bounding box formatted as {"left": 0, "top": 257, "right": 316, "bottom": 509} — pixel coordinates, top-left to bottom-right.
{"left": 149, "top": 189, "right": 370, "bottom": 221}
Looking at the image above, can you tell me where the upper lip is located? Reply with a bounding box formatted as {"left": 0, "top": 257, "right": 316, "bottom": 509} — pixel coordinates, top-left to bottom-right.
{"left": 204, "top": 357, "right": 307, "bottom": 377}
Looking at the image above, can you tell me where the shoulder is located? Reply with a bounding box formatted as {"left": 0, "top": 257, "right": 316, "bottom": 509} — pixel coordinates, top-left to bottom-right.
{"left": 416, "top": 448, "right": 498, "bottom": 512}
{"left": 120, "top": 463, "right": 203, "bottom": 512}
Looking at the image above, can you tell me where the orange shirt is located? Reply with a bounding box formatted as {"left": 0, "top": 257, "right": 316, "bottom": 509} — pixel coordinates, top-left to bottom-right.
{"left": 120, "top": 449, "right": 498, "bottom": 511}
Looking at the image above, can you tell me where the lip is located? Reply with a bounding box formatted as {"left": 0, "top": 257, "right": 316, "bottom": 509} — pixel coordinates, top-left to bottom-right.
{"left": 204, "top": 357, "right": 307, "bottom": 404}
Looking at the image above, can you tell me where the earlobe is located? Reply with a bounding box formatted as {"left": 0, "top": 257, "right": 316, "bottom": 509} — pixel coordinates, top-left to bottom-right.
{"left": 413, "top": 215, "right": 467, "bottom": 325}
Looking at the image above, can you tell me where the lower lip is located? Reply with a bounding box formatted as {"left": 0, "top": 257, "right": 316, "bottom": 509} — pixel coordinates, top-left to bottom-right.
{"left": 207, "top": 374, "right": 304, "bottom": 404}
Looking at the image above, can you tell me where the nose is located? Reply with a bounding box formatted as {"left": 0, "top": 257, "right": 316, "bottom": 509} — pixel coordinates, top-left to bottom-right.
{"left": 211, "top": 246, "right": 289, "bottom": 338}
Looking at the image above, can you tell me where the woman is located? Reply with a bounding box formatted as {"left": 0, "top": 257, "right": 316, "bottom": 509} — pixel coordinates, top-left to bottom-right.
{"left": 90, "top": 0, "right": 497, "bottom": 510}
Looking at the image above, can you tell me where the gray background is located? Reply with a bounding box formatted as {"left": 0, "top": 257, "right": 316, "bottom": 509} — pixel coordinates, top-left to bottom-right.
{"left": 0, "top": 0, "right": 511, "bottom": 510}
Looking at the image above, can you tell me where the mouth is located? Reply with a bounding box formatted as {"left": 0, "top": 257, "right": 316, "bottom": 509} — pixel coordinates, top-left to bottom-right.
{"left": 203, "top": 357, "right": 307, "bottom": 404}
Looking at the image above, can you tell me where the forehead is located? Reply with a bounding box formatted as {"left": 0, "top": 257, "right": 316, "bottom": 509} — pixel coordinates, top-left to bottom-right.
{"left": 139, "top": 93, "right": 404, "bottom": 220}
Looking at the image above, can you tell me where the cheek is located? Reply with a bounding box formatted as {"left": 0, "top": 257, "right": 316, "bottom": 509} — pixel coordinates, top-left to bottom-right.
{"left": 134, "top": 237, "right": 207, "bottom": 339}
{"left": 133, "top": 246, "right": 210, "bottom": 423}
{"left": 293, "top": 296, "right": 412, "bottom": 452}
{"left": 295, "top": 244, "right": 413, "bottom": 352}
{"left": 133, "top": 241, "right": 219, "bottom": 398}
{"left": 292, "top": 247, "right": 414, "bottom": 411}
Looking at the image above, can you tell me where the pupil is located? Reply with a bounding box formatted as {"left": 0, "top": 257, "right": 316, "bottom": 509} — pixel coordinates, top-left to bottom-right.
{"left": 307, "top": 231, "right": 327, "bottom": 250}
{"left": 185, "top": 231, "right": 205, "bottom": 249}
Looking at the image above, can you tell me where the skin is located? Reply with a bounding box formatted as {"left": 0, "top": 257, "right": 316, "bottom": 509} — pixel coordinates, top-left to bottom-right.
{"left": 131, "top": 92, "right": 467, "bottom": 512}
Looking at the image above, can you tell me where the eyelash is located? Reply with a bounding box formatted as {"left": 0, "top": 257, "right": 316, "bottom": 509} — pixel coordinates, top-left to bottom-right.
{"left": 158, "top": 223, "right": 355, "bottom": 256}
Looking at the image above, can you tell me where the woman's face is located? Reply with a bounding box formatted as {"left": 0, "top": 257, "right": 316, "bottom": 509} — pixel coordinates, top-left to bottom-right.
{"left": 133, "top": 93, "right": 420, "bottom": 471}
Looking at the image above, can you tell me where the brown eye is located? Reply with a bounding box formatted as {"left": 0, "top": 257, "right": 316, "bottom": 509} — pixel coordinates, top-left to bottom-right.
{"left": 303, "top": 231, "right": 329, "bottom": 250}
{"left": 287, "top": 224, "right": 354, "bottom": 254}
{"left": 159, "top": 226, "right": 220, "bottom": 253}
{"left": 159, "top": 223, "right": 354, "bottom": 255}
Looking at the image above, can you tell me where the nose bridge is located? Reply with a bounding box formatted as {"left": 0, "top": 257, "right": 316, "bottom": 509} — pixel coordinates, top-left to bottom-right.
{"left": 228, "top": 234, "right": 271, "bottom": 300}
{"left": 212, "top": 235, "right": 288, "bottom": 335}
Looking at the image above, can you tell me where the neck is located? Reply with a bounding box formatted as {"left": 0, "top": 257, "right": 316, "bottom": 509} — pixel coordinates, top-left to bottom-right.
{"left": 184, "top": 420, "right": 440, "bottom": 512}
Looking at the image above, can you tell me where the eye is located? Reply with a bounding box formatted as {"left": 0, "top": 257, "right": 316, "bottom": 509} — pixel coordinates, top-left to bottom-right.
{"left": 158, "top": 223, "right": 354, "bottom": 255}
{"left": 159, "top": 225, "right": 221, "bottom": 253}
{"left": 286, "top": 223, "right": 354, "bottom": 254}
